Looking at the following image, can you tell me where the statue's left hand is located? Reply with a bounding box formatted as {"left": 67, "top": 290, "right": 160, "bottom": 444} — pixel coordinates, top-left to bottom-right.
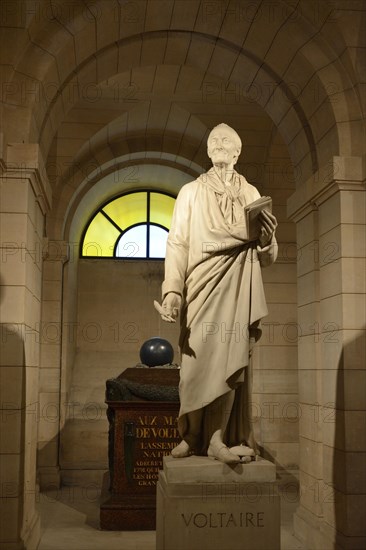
{"left": 258, "top": 209, "right": 277, "bottom": 247}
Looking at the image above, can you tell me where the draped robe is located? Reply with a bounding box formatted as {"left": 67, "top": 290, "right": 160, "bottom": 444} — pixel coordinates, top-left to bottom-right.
{"left": 162, "top": 168, "right": 277, "bottom": 453}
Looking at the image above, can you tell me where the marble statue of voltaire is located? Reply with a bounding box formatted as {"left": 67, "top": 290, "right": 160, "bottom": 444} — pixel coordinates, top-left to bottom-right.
{"left": 157, "top": 123, "right": 278, "bottom": 464}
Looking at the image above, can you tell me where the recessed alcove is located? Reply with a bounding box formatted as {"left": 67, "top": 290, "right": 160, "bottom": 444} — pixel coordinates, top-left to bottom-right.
{"left": 1, "top": 3, "right": 365, "bottom": 549}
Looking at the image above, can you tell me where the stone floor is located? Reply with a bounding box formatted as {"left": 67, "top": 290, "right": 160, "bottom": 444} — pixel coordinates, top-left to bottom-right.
{"left": 37, "top": 483, "right": 304, "bottom": 550}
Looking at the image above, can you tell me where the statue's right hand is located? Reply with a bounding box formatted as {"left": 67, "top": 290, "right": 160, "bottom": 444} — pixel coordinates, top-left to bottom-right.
{"left": 161, "top": 292, "right": 182, "bottom": 323}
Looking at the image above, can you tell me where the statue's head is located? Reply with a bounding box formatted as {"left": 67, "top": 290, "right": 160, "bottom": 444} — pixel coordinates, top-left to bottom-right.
{"left": 207, "top": 123, "right": 242, "bottom": 167}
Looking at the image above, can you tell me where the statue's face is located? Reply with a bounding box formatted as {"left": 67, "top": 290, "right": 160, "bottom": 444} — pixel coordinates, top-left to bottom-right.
{"left": 207, "top": 127, "right": 240, "bottom": 166}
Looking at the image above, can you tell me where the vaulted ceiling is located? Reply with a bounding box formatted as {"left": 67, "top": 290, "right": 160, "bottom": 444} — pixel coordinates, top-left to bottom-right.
{"left": 1, "top": 0, "right": 364, "bottom": 238}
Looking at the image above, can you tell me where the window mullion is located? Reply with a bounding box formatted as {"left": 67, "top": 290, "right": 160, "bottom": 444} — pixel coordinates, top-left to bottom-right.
{"left": 81, "top": 190, "right": 174, "bottom": 259}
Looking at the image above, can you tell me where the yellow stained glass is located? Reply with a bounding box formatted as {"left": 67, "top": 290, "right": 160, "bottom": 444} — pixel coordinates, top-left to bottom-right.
{"left": 82, "top": 212, "right": 120, "bottom": 257}
{"left": 103, "top": 193, "right": 147, "bottom": 230}
{"left": 150, "top": 193, "right": 175, "bottom": 229}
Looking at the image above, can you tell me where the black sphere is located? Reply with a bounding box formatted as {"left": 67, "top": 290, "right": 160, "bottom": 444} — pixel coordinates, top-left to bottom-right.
{"left": 139, "top": 337, "right": 174, "bottom": 367}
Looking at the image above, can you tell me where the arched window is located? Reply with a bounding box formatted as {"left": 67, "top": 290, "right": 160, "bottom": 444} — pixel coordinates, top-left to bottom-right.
{"left": 80, "top": 191, "right": 176, "bottom": 259}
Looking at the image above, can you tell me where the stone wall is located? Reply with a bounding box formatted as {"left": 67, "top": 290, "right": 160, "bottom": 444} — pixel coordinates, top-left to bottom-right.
{"left": 252, "top": 130, "right": 298, "bottom": 480}
{"left": 59, "top": 259, "right": 180, "bottom": 485}
{"left": 59, "top": 143, "right": 299, "bottom": 484}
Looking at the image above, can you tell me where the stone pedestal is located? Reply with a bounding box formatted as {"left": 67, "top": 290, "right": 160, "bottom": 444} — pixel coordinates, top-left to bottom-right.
{"left": 156, "top": 456, "right": 280, "bottom": 550}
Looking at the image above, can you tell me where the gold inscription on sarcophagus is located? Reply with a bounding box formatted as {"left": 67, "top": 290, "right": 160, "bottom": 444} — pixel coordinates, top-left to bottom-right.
{"left": 102, "top": 369, "right": 180, "bottom": 530}
{"left": 127, "top": 413, "right": 180, "bottom": 486}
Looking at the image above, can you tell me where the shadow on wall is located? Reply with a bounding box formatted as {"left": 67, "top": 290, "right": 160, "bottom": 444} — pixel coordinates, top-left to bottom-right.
{"left": 334, "top": 328, "right": 366, "bottom": 549}
{"left": 0, "top": 316, "right": 26, "bottom": 545}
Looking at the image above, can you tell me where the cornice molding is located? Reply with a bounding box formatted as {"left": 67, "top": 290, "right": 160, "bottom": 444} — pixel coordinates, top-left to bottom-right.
{"left": 0, "top": 143, "right": 52, "bottom": 214}
{"left": 287, "top": 156, "right": 365, "bottom": 223}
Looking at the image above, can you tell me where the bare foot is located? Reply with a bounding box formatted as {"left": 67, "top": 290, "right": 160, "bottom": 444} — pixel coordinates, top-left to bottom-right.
{"left": 171, "top": 440, "right": 192, "bottom": 458}
{"left": 229, "top": 445, "right": 256, "bottom": 463}
{"left": 207, "top": 443, "right": 241, "bottom": 464}
{"left": 229, "top": 445, "right": 255, "bottom": 457}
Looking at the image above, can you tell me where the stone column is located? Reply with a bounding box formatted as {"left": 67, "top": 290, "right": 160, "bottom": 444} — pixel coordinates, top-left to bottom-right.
{"left": 288, "top": 156, "right": 366, "bottom": 550}
{"left": 0, "top": 142, "right": 51, "bottom": 550}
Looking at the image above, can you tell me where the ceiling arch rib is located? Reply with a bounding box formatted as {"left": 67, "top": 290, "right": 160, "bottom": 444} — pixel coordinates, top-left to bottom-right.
{"left": 51, "top": 101, "right": 210, "bottom": 187}
{"left": 3, "top": 1, "right": 362, "bottom": 173}
{"left": 3, "top": 54, "right": 344, "bottom": 192}
{"left": 41, "top": 67, "right": 317, "bottom": 200}
{"left": 48, "top": 123, "right": 214, "bottom": 244}
{"left": 37, "top": 31, "right": 322, "bottom": 173}
{"left": 33, "top": 29, "right": 350, "bottom": 192}
{"left": 50, "top": 117, "right": 292, "bottom": 244}
{"left": 49, "top": 83, "right": 275, "bottom": 198}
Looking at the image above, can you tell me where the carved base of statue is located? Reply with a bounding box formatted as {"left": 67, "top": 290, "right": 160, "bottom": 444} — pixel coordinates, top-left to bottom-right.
{"left": 156, "top": 455, "right": 280, "bottom": 550}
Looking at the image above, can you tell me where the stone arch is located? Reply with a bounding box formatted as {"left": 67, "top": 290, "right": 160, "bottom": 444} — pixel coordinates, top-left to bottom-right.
{"left": 3, "top": 5, "right": 362, "bottom": 190}
{"left": 36, "top": 30, "right": 323, "bottom": 168}
{"left": 46, "top": 103, "right": 210, "bottom": 240}
{"left": 56, "top": 150, "right": 205, "bottom": 242}
{"left": 66, "top": 160, "right": 196, "bottom": 247}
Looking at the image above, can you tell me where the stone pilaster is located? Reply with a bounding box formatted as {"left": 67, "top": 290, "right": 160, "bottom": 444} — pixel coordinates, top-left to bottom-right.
{"left": 0, "top": 142, "right": 51, "bottom": 550}
{"left": 288, "top": 156, "right": 366, "bottom": 550}
{"left": 37, "top": 240, "right": 69, "bottom": 490}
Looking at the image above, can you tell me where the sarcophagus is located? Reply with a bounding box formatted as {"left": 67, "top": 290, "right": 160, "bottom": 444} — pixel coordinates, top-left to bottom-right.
{"left": 100, "top": 366, "right": 180, "bottom": 530}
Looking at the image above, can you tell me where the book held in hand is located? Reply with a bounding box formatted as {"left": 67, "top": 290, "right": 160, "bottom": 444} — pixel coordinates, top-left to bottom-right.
{"left": 244, "top": 196, "right": 272, "bottom": 240}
